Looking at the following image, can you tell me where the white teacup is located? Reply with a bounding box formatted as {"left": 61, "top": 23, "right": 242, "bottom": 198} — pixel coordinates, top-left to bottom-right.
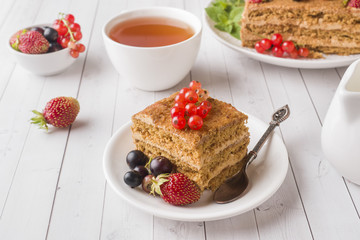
{"left": 102, "top": 7, "right": 202, "bottom": 91}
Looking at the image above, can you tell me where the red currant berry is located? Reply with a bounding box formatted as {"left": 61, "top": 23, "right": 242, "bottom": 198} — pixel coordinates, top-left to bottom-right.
{"left": 195, "top": 89, "right": 209, "bottom": 101}
{"left": 185, "top": 103, "right": 197, "bottom": 116}
{"left": 189, "top": 80, "right": 202, "bottom": 90}
{"left": 57, "top": 35, "right": 63, "bottom": 45}
{"left": 76, "top": 43, "right": 86, "bottom": 53}
{"left": 260, "top": 38, "right": 272, "bottom": 50}
{"left": 60, "top": 37, "right": 70, "bottom": 48}
{"left": 70, "top": 49, "right": 79, "bottom": 58}
{"left": 171, "top": 106, "right": 185, "bottom": 118}
{"left": 65, "top": 14, "right": 75, "bottom": 24}
{"left": 289, "top": 49, "right": 298, "bottom": 59}
{"left": 272, "top": 46, "right": 284, "bottom": 57}
{"left": 174, "top": 102, "right": 185, "bottom": 109}
{"left": 70, "top": 23, "right": 81, "bottom": 32}
{"left": 179, "top": 87, "right": 190, "bottom": 95}
{"left": 172, "top": 116, "right": 186, "bottom": 129}
{"left": 281, "top": 41, "right": 295, "bottom": 53}
{"left": 67, "top": 41, "right": 77, "bottom": 49}
{"left": 188, "top": 115, "right": 203, "bottom": 130}
{"left": 53, "top": 19, "right": 63, "bottom": 26}
{"left": 197, "top": 105, "right": 209, "bottom": 118}
{"left": 255, "top": 41, "right": 265, "bottom": 53}
{"left": 200, "top": 100, "right": 212, "bottom": 110}
{"left": 73, "top": 31, "right": 82, "bottom": 41}
{"left": 185, "top": 90, "right": 198, "bottom": 103}
{"left": 271, "top": 33, "right": 283, "bottom": 46}
{"left": 298, "top": 47, "right": 309, "bottom": 57}
{"left": 175, "top": 93, "right": 186, "bottom": 103}
{"left": 54, "top": 24, "right": 68, "bottom": 36}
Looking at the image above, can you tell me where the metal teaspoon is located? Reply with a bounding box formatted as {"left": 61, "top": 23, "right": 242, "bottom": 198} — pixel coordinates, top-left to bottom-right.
{"left": 213, "top": 105, "right": 290, "bottom": 204}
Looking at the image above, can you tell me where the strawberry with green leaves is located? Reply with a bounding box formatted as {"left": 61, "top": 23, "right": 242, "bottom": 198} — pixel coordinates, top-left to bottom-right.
{"left": 31, "top": 96, "right": 80, "bottom": 131}
{"left": 10, "top": 29, "right": 27, "bottom": 51}
{"left": 13, "top": 30, "right": 50, "bottom": 54}
{"left": 151, "top": 173, "right": 201, "bottom": 206}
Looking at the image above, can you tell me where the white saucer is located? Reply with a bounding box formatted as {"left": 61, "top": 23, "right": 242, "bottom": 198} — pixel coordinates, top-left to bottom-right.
{"left": 203, "top": 4, "right": 360, "bottom": 69}
{"left": 103, "top": 115, "right": 288, "bottom": 221}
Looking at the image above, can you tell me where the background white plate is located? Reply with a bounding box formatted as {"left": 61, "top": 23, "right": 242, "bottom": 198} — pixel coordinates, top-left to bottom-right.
{"left": 203, "top": 6, "right": 360, "bottom": 69}
{"left": 103, "top": 115, "right": 289, "bottom": 222}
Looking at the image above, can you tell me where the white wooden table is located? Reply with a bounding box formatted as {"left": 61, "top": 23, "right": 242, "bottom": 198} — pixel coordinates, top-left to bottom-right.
{"left": 1, "top": 0, "right": 360, "bottom": 239}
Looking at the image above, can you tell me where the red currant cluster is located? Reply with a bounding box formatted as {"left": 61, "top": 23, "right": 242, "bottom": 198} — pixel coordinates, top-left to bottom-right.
{"left": 255, "top": 33, "right": 309, "bottom": 59}
{"left": 171, "top": 81, "right": 212, "bottom": 130}
{"left": 53, "top": 13, "right": 85, "bottom": 58}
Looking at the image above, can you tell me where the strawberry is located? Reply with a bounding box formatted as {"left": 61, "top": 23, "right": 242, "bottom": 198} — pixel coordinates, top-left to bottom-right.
{"left": 151, "top": 173, "right": 201, "bottom": 206}
{"left": 18, "top": 31, "right": 49, "bottom": 54}
{"left": 9, "top": 29, "right": 27, "bottom": 51}
{"left": 348, "top": 0, "right": 360, "bottom": 8}
{"left": 31, "top": 96, "right": 80, "bottom": 131}
{"left": 249, "top": 0, "right": 262, "bottom": 3}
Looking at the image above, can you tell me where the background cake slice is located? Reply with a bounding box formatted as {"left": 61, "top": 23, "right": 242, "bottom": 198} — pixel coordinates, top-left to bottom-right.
{"left": 241, "top": 0, "right": 360, "bottom": 56}
{"left": 131, "top": 93, "right": 250, "bottom": 191}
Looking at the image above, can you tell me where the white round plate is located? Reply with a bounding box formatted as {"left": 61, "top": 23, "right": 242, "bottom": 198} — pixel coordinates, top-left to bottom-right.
{"left": 103, "top": 115, "right": 288, "bottom": 222}
{"left": 203, "top": 6, "right": 360, "bottom": 69}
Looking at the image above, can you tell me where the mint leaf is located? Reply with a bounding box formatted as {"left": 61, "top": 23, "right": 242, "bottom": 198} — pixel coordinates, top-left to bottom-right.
{"left": 205, "top": 6, "right": 222, "bottom": 22}
{"left": 214, "top": 23, "right": 227, "bottom": 32}
{"left": 229, "top": 6, "right": 243, "bottom": 23}
{"left": 230, "top": 24, "right": 241, "bottom": 39}
{"left": 218, "top": 13, "right": 229, "bottom": 24}
{"left": 205, "top": 0, "right": 245, "bottom": 40}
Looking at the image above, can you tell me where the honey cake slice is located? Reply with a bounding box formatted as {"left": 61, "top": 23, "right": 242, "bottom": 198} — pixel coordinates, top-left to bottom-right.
{"left": 241, "top": 0, "right": 360, "bottom": 56}
{"left": 131, "top": 93, "right": 250, "bottom": 191}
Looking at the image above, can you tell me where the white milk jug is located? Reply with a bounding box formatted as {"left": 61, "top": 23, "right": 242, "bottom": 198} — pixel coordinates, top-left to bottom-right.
{"left": 322, "top": 59, "right": 360, "bottom": 184}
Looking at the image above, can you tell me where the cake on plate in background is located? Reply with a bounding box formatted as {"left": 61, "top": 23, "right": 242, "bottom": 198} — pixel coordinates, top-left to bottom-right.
{"left": 241, "top": 0, "right": 360, "bottom": 57}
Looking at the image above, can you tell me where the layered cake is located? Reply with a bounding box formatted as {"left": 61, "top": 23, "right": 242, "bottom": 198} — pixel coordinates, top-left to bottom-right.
{"left": 241, "top": 0, "right": 360, "bottom": 56}
{"left": 131, "top": 93, "right": 250, "bottom": 191}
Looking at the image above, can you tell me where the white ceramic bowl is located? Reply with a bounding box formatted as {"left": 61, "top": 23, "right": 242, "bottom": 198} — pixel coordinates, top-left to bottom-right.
{"left": 8, "top": 23, "right": 76, "bottom": 76}
{"left": 102, "top": 7, "right": 202, "bottom": 91}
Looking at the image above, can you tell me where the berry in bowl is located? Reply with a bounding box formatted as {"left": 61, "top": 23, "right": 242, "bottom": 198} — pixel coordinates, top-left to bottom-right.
{"left": 8, "top": 13, "right": 86, "bottom": 76}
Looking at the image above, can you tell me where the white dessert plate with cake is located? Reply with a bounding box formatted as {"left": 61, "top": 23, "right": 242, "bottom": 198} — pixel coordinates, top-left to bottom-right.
{"left": 204, "top": 8, "right": 360, "bottom": 69}
{"left": 103, "top": 114, "right": 289, "bottom": 222}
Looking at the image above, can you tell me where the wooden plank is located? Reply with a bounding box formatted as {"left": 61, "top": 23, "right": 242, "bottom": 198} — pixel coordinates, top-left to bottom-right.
{"left": 0, "top": 0, "right": 53, "bottom": 221}
{"left": 0, "top": 0, "right": 42, "bottom": 100}
{"left": 264, "top": 64, "right": 360, "bottom": 239}
{"left": 301, "top": 67, "right": 360, "bottom": 223}
{"left": 99, "top": 0, "right": 156, "bottom": 239}
{"left": 0, "top": 0, "right": 93, "bottom": 239}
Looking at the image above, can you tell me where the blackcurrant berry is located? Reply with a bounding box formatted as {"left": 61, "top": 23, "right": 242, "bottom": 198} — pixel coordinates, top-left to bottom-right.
{"left": 123, "top": 171, "right": 143, "bottom": 188}
{"left": 150, "top": 156, "right": 173, "bottom": 176}
{"left": 29, "top": 27, "right": 44, "bottom": 35}
{"left": 43, "top": 27, "right": 59, "bottom": 42}
{"left": 48, "top": 42, "right": 62, "bottom": 53}
{"left": 126, "top": 150, "right": 149, "bottom": 169}
{"left": 133, "top": 165, "right": 149, "bottom": 178}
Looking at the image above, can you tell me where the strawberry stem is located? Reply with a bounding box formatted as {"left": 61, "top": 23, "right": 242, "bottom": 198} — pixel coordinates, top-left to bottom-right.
{"left": 30, "top": 110, "right": 48, "bottom": 131}
{"left": 150, "top": 173, "right": 170, "bottom": 196}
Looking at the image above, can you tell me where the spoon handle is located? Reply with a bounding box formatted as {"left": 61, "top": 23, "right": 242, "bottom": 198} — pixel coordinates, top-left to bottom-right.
{"left": 252, "top": 122, "right": 277, "bottom": 154}
{"left": 246, "top": 123, "right": 277, "bottom": 167}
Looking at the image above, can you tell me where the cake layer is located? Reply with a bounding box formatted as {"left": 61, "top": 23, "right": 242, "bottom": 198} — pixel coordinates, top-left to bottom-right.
{"left": 132, "top": 118, "right": 249, "bottom": 169}
{"left": 241, "top": 26, "right": 360, "bottom": 55}
{"left": 134, "top": 139, "right": 249, "bottom": 190}
{"left": 241, "top": 0, "right": 360, "bottom": 56}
